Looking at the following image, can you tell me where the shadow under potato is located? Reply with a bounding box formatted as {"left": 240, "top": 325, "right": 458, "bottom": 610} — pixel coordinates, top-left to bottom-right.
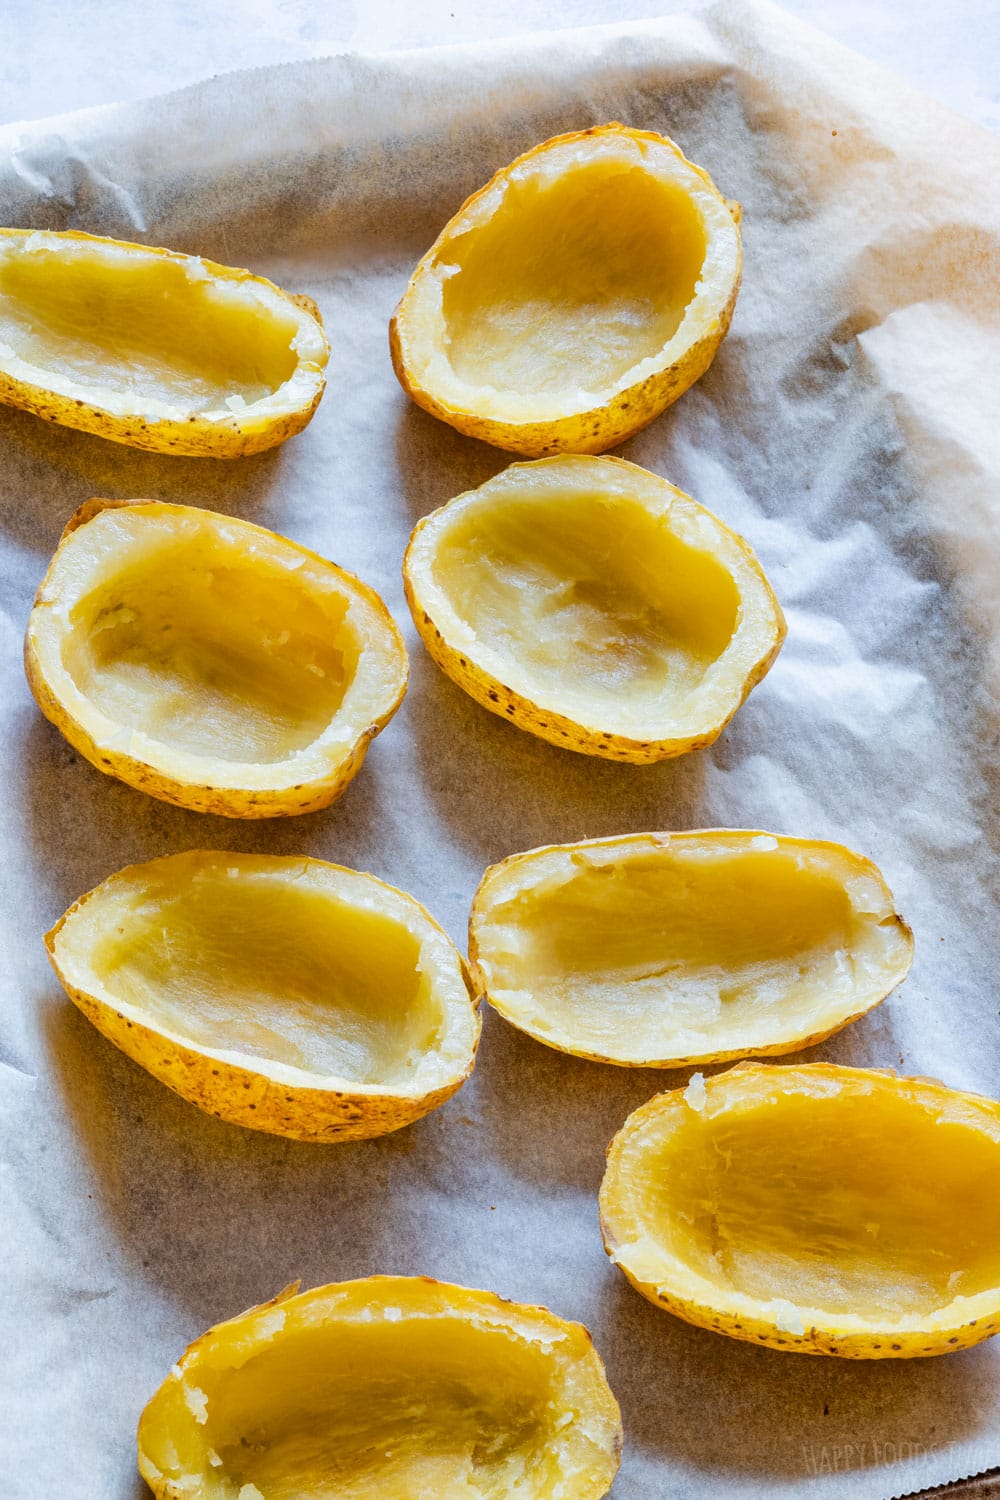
{"left": 41, "top": 991, "right": 489, "bottom": 1329}
{"left": 19, "top": 710, "right": 409, "bottom": 925}
{"left": 594, "top": 1272, "right": 991, "bottom": 1487}
{"left": 407, "top": 645, "right": 712, "bottom": 871}
{"left": 0, "top": 397, "right": 293, "bottom": 556}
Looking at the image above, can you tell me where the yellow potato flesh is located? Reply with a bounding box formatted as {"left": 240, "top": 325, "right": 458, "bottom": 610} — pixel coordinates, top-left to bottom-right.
{"left": 629, "top": 1087, "right": 1000, "bottom": 1321}
{"left": 87, "top": 869, "right": 442, "bottom": 1086}
{"left": 186, "top": 1320, "right": 559, "bottom": 1497}
{"left": 62, "top": 535, "right": 358, "bottom": 765}
{"left": 0, "top": 240, "right": 299, "bottom": 413}
{"left": 442, "top": 161, "right": 707, "bottom": 400}
{"left": 430, "top": 487, "right": 738, "bottom": 731}
{"left": 139, "top": 1281, "right": 621, "bottom": 1499}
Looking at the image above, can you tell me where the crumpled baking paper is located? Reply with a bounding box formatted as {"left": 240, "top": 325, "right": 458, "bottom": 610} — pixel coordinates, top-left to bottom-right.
{"left": 0, "top": 2, "right": 998, "bottom": 1496}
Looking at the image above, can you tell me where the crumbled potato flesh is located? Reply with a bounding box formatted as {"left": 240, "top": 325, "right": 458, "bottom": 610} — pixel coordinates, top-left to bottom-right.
{"left": 88, "top": 870, "right": 444, "bottom": 1085}
{"left": 0, "top": 244, "right": 299, "bottom": 411}
{"left": 481, "top": 848, "right": 897, "bottom": 1054}
{"left": 442, "top": 162, "right": 707, "bottom": 397}
{"left": 62, "top": 538, "right": 359, "bottom": 764}
{"left": 636, "top": 1095, "right": 1000, "bottom": 1317}
{"left": 163, "top": 1321, "right": 562, "bottom": 1498}
{"left": 431, "top": 490, "right": 737, "bottom": 727}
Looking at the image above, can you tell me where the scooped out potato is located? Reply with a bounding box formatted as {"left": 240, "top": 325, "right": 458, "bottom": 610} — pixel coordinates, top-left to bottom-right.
{"left": 600, "top": 1063, "right": 1000, "bottom": 1357}
{"left": 404, "top": 456, "right": 784, "bottom": 761}
{"left": 469, "top": 830, "right": 912, "bottom": 1066}
{"left": 0, "top": 229, "right": 329, "bottom": 455}
{"left": 47, "top": 852, "right": 481, "bottom": 1141}
{"left": 25, "top": 498, "right": 407, "bottom": 817}
{"left": 390, "top": 123, "right": 741, "bottom": 455}
{"left": 138, "top": 1277, "right": 623, "bottom": 1498}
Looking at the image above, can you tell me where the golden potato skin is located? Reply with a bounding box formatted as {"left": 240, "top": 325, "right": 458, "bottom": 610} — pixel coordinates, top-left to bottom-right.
{"left": 0, "top": 230, "right": 329, "bottom": 456}
{"left": 24, "top": 498, "right": 408, "bottom": 818}
{"left": 46, "top": 866, "right": 483, "bottom": 1144}
{"left": 138, "top": 1277, "right": 622, "bottom": 1500}
{"left": 403, "top": 458, "right": 785, "bottom": 763}
{"left": 390, "top": 124, "right": 742, "bottom": 457}
{"left": 600, "top": 1064, "right": 1000, "bottom": 1358}
{"left": 468, "top": 831, "right": 913, "bottom": 1067}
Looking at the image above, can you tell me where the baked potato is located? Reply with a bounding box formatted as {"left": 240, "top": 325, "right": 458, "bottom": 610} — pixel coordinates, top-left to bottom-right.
{"left": 25, "top": 498, "right": 407, "bottom": 817}
{"left": 600, "top": 1062, "right": 1000, "bottom": 1357}
{"left": 0, "top": 228, "right": 328, "bottom": 454}
{"left": 138, "top": 1277, "right": 622, "bottom": 1498}
{"left": 404, "top": 456, "right": 783, "bottom": 761}
{"left": 390, "top": 123, "right": 741, "bottom": 455}
{"left": 469, "top": 829, "right": 912, "bottom": 1066}
{"left": 47, "top": 851, "right": 481, "bottom": 1141}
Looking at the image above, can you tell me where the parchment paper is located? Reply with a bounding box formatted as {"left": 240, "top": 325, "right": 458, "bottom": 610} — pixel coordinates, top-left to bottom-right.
{"left": 1, "top": 3, "right": 999, "bottom": 1496}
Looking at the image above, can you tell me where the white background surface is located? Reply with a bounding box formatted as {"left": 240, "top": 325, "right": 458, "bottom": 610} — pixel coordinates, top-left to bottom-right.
{"left": 1, "top": 0, "right": 998, "bottom": 135}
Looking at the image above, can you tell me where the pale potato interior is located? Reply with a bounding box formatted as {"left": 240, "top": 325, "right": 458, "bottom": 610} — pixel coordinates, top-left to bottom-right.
{"left": 62, "top": 536, "right": 359, "bottom": 764}
{"left": 441, "top": 160, "right": 707, "bottom": 397}
{"left": 636, "top": 1095, "right": 1000, "bottom": 1317}
{"left": 431, "top": 490, "right": 738, "bottom": 729}
{"left": 86, "top": 871, "right": 444, "bottom": 1085}
{"left": 183, "top": 1318, "right": 564, "bottom": 1498}
{"left": 480, "top": 847, "right": 893, "bottom": 1057}
{"left": 0, "top": 242, "right": 299, "bottom": 411}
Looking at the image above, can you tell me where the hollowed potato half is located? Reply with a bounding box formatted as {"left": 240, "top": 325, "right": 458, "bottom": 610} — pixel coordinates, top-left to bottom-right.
{"left": 138, "top": 1277, "right": 622, "bottom": 1499}
{"left": 390, "top": 124, "right": 741, "bottom": 455}
{"left": 0, "top": 229, "right": 329, "bottom": 455}
{"left": 600, "top": 1063, "right": 1000, "bottom": 1357}
{"left": 25, "top": 498, "right": 407, "bottom": 816}
{"left": 469, "top": 830, "right": 912, "bottom": 1066}
{"left": 47, "top": 852, "right": 480, "bottom": 1141}
{"left": 404, "top": 456, "right": 784, "bottom": 761}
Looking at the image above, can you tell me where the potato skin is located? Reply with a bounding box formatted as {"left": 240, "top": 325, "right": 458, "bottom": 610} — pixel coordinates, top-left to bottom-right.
{"left": 24, "top": 497, "right": 408, "bottom": 818}
{"left": 468, "top": 830, "right": 913, "bottom": 1066}
{"left": 0, "top": 230, "right": 329, "bottom": 456}
{"left": 390, "top": 124, "right": 742, "bottom": 457}
{"left": 403, "top": 457, "right": 785, "bottom": 762}
{"left": 138, "top": 1277, "right": 622, "bottom": 1500}
{"left": 45, "top": 865, "right": 483, "bottom": 1143}
{"left": 600, "top": 1064, "right": 1000, "bottom": 1357}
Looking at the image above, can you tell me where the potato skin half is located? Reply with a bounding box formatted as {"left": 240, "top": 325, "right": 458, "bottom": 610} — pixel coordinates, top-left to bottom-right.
{"left": 138, "top": 1277, "right": 622, "bottom": 1500}
{"left": 468, "top": 830, "right": 912, "bottom": 1067}
{"left": 389, "top": 124, "right": 742, "bottom": 457}
{"left": 24, "top": 497, "right": 408, "bottom": 819}
{"left": 600, "top": 1064, "right": 1000, "bottom": 1357}
{"left": 45, "top": 891, "right": 483, "bottom": 1144}
{"left": 402, "top": 458, "right": 785, "bottom": 763}
{"left": 0, "top": 231, "right": 329, "bottom": 457}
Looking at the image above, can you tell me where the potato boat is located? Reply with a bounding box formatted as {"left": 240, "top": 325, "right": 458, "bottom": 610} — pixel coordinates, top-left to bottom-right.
{"left": 47, "top": 852, "right": 480, "bottom": 1141}
{"left": 390, "top": 123, "right": 741, "bottom": 456}
{"left": 138, "top": 1277, "right": 622, "bottom": 1498}
{"left": 600, "top": 1063, "right": 1000, "bottom": 1357}
{"left": 404, "top": 456, "right": 784, "bottom": 761}
{"left": 469, "top": 830, "right": 912, "bottom": 1066}
{"left": 25, "top": 498, "right": 407, "bottom": 817}
{"left": 0, "top": 228, "right": 328, "bottom": 455}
